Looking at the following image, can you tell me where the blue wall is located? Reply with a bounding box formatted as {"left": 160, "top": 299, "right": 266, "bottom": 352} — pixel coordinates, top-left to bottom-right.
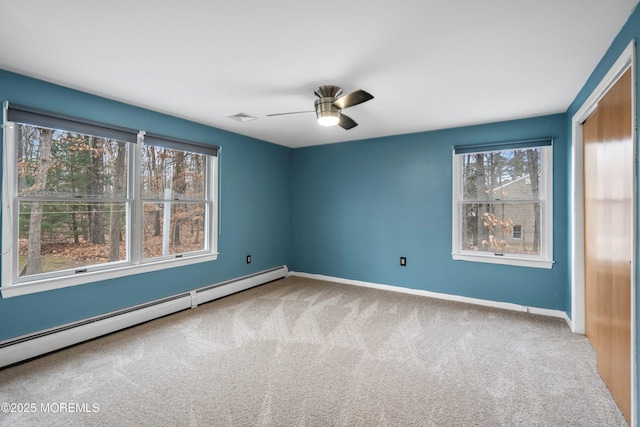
{"left": 0, "top": 70, "right": 292, "bottom": 341}
{"left": 291, "top": 114, "right": 568, "bottom": 310}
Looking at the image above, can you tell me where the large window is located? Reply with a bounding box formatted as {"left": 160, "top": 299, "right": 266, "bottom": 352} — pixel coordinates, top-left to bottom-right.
{"left": 452, "top": 139, "right": 553, "bottom": 268}
{"left": 2, "top": 103, "right": 219, "bottom": 297}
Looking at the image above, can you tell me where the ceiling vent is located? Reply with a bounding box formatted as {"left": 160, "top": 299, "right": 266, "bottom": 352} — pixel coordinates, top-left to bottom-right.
{"left": 227, "top": 112, "right": 258, "bottom": 123}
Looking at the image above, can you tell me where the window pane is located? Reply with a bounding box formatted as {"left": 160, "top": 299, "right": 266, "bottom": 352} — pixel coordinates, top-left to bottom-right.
{"left": 17, "top": 201, "right": 127, "bottom": 277}
{"left": 141, "top": 146, "right": 206, "bottom": 200}
{"left": 460, "top": 202, "right": 541, "bottom": 255}
{"left": 461, "top": 148, "right": 542, "bottom": 201}
{"left": 17, "top": 124, "right": 128, "bottom": 198}
{"left": 142, "top": 202, "right": 206, "bottom": 259}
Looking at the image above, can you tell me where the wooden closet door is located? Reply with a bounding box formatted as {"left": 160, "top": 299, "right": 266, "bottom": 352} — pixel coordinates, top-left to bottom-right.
{"left": 583, "top": 68, "right": 632, "bottom": 423}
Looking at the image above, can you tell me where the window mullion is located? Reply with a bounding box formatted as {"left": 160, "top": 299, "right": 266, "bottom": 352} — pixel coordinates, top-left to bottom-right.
{"left": 207, "top": 156, "right": 217, "bottom": 252}
{"left": 131, "top": 136, "right": 143, "bottom": 265}
{"left": 463, "top": 199, "right": 540, "bottom": 204}
{"left": 16, "top": 196, "right": 130, "bottom": 203}
{"left": 452, "top": 153, "right": 462, "bottom": 254}
{"left": 2, "top": 121, "right": 18, "bottom": 285}
{"left": 543, "top": 145, "right": 554, "bottom": 261}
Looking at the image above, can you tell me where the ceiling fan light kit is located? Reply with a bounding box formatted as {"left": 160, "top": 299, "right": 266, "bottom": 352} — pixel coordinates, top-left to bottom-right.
{"left": 315, "top": 97, "right": 341, "bottom": 126}
{"left": 267, "top": 85, "right": 374, "bottom": 130}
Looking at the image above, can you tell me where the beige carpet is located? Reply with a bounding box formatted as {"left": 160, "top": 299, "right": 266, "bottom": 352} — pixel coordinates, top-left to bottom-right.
{"left": 0, "top": 276, "right": 628, "bottom": 426}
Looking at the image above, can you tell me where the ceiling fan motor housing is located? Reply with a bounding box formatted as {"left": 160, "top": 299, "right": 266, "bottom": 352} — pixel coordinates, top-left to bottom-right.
{"left": 314, "top": 86, "right": 343, "bottom": 125}
{"left": 314, "top": 85, "right": 342, "bottom": 99}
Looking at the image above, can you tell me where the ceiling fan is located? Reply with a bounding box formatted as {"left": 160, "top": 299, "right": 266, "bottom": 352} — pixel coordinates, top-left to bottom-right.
{"left": 267, "top": 85, "right": 374, "bottom": 130}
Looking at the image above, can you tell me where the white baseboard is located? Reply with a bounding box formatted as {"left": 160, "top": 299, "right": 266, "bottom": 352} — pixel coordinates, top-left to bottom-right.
{"left": 289, "top": 271, "right": 570, "bottom": 324}
{"left": 0, "top": 266, "right": 288, "bottom": 368}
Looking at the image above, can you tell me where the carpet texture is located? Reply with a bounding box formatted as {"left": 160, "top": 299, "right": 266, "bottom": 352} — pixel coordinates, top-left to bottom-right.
{"left": 0, "top": 276, "right": 628, "bottom": 426}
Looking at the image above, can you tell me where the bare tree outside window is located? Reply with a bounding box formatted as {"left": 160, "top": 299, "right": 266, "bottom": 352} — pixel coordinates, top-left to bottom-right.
{"left": 140, "top": 145, "right": 207, "bottom": 259}
{"left": 4, "top": 106, "right": 218, "bottom": 291}
{"left": 17, "top": 124, "right": 128, "bottom": 276}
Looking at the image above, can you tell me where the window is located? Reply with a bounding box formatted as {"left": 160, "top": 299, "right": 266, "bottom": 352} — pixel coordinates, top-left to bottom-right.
{"left": 2, "top": 103, "right": 219, "bottom": 297}
{"left": 452, "top": 139, "right": 553, "bottom": 269}
{"left": 140, "top": 134, "right": 217, "bottom": 261}
{"left": 512, "top": 225, "right": 522, "bottom": 239}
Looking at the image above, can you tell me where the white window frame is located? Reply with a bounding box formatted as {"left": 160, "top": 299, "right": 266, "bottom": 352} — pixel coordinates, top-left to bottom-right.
{"left": 1, "top": 104, "right": 219, "bottom": 298}
{"left": 451, "top": 141, "right": 554, "bottom": 269}
{"left": 135, "top": 134, "right": 218, "bottom": 265}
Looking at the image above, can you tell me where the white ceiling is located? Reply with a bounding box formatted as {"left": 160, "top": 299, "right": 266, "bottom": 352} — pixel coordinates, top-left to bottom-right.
{"left": 1, "top": 0, "right": 638, "bottom": 148}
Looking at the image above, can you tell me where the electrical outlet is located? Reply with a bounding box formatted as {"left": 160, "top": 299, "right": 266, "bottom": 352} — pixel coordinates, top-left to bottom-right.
{"left": 246, "top": 255, "right": 251, "bottom": 264}
{"left": 400, "top": 257, "right": 406, "bottom": 266}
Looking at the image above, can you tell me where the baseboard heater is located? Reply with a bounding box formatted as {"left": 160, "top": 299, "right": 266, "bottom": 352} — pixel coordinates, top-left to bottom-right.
{"left": 0, "top": 266, "right": 288, "bottom": 369}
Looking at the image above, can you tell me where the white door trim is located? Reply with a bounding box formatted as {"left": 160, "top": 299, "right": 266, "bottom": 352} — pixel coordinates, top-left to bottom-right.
{"left": 570, "top": 39, "right": 636, "bottom": 425}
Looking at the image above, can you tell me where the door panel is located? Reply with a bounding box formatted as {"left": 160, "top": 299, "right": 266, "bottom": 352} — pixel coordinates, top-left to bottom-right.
{"left": 583, "top": 68, "right": 632, "bottom": 423}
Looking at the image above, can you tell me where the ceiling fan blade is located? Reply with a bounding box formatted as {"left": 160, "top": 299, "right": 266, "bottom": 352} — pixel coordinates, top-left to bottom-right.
{"left": 338, "top": 114, "right": 358, "bottom": 130}
{"left": 333, "top": 89, "right": 374, "bottom": 109}
{"left": 266, "top": 110, "right": 314, "bottom": 117}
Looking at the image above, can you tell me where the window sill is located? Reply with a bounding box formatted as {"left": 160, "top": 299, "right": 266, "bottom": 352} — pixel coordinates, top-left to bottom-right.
{"left": 452, "top": 252, "right": 554, "bottom": 269}
{"left": 0, "top": 253, "right": 219, "bottom": 298}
